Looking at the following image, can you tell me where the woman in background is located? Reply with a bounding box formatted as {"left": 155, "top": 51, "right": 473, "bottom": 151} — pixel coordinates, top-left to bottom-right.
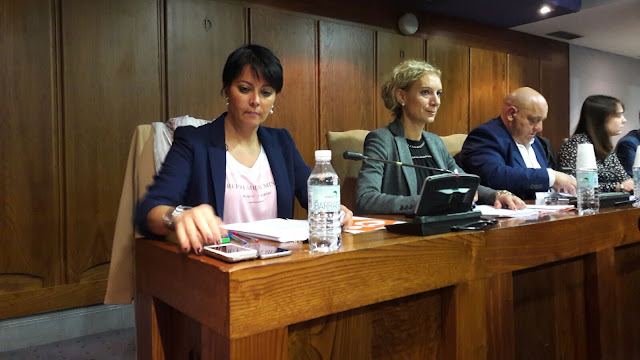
{"left": 558, "top": 95, "right": 633, "bottom": 193}
{"left": 136, "top": 44, "right": 352, "bottom": 254}
{"left": 355, "top": 60, "right": 525, "bottom": 215}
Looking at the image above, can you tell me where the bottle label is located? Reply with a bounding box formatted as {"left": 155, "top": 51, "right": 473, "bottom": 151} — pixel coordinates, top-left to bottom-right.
{"left": 309, "top": 185, "right": 341, "bottom": 212}
{"left": 576, "top": 170, "right": 598, "bottom": 188}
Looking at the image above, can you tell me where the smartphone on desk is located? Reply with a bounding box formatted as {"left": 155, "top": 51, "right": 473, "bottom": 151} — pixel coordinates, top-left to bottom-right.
{"left": 203, "top": 244, "right": 258, "bottom": 262}
{"left": 245, "top": 242, "right": 292, "bottom": 259}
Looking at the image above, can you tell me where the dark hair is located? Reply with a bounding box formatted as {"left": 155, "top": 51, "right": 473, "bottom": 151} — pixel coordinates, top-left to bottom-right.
{"left": 222, "top": 44, "right": 283, "bottom": 94}
{"left": 575, "top": 95, "right": 624, "bottom": 159}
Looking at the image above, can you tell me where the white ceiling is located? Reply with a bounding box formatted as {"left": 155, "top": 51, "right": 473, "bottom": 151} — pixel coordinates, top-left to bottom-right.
{"left": 511, "top": 0, "right": 640, "bottom": 59}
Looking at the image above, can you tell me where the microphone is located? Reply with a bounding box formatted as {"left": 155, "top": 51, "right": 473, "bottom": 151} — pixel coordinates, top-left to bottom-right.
{"left": 343, "top": 151, "right": 454, "bottom": 174}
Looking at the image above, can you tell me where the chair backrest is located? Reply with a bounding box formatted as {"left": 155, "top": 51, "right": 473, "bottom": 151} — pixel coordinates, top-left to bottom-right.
{"left": 326, "top": 130, "right": 370, "bottom": 211}
{"left": 440, "top": 133, "right": 468, "bottom": 157}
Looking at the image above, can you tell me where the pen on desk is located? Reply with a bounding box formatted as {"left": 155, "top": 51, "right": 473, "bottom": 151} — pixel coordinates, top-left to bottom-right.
{"left": 231, "top": 232, "right": 259, "bottom": 242}
{"left": 229, "top": 233, "right": 247, "bottom": 245}
{"left": 615, "top": 199, "right": 635, "bottom": 206}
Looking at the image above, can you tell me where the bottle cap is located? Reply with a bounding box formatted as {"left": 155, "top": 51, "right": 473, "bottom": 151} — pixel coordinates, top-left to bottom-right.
{"left": 633, "top": 145, "right": 640, "bottom": 168}
{"left": 576, "top": 143, "right": 597, "bottom": 170}
{"left": 315, "top": 150, "right": 332, "bottom": 161}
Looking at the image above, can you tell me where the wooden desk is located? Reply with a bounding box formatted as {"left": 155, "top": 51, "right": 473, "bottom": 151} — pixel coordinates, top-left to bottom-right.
{"left": 135, "top": 206, "right": 640, "bottom": 359}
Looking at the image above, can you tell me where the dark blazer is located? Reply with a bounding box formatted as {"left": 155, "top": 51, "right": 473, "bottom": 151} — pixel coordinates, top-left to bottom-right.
{"left": 355, "top": 118, "right": 496, "bottom": 215}
{"left": 456, "top": 116, "right": 550, "bottom": 200}
{"left": 615, "top": 129, "right": 640, "bottom": 177}
{"left": 135, "top": 112, "right": 310, "bottom": 238}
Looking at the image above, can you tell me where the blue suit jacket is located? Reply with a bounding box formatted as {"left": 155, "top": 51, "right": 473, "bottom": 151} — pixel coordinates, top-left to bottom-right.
{"left": 615, "top": 129, "right": 640, "bottom": 177}
{"left": 456, "top": 116, "right": 550, "bottom": 200}
{"left": 135, "top": 112, "right": 310, "bottom": 238}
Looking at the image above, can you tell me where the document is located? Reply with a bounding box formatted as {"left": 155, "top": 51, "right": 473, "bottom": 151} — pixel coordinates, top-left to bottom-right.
{"left": 222, "top": 218, "right": 309, "bottom": 242}
{"left": 343, "top": 216, "right": 406, "bottom": 234}
{"left": 475, "top": 204, "right": 574, "bottom": 218}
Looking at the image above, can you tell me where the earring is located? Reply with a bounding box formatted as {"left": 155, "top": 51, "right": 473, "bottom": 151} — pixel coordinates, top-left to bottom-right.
{"left": 401, "top": 103, "right": 405, "bottom": 107}
{"left": 269, "top": 105, "right": 274, "bottom": 114}
{"left": 225, "top": 97, "right": 229, "bottom": 106}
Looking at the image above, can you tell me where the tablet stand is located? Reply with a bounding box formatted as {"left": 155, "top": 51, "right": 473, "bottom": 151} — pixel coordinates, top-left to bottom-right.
{"left": 385, "top": 209, "right": 482, "bottom": 236}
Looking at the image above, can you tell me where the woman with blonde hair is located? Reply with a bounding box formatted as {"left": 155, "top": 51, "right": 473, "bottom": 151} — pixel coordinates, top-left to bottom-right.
{"left": 355, "top": 60, "right": 525, "bottom": 214}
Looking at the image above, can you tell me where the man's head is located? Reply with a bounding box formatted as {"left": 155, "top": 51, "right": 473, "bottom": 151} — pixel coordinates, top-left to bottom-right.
{"left": 500, "top": 87, "right": 549, "bottom": 145}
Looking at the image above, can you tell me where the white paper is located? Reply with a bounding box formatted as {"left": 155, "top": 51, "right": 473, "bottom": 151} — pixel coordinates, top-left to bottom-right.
{"left": 475, "top": 205, "right": 540, "bottom": 218}
{"left": 222, "top": 218, "right": 309, "bottom": 242}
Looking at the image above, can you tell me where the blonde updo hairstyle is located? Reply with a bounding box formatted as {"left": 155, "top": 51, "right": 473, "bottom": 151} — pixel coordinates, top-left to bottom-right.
{"left": 381, "top": 60, "right": 442, "bottom": 119}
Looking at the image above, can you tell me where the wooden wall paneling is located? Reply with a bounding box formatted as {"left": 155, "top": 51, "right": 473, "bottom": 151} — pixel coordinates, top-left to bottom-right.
{"left": 166, "top": 0, "right": 245, "bottom": 119}
{"left": 469, "top": 47, "right": 507, "bottom": 131}
{"left": 426, "top": 38, "right": 470, "bottom": 135}
{"left": 375, "top": 31, "right": 424, "bottom": 129}
{"left": 61, "top": 0, "right": 162, "bottom": 284}
{"left": 249, "top": 7, "right": 317, "bottom": 220}
{"left": 540, "top": 46, "right": 570, "bottom": 156}
{"left": 319, "top": 21, "right": 375, "bottom": 149}
{"left": 0, "top": 0, "right": 62, "bottom": 299}
{"left": 249, "top": 7, "right": 317, "bottom": 169}
{"left": 507, "top": 54, "right": 540, "bottom": 93}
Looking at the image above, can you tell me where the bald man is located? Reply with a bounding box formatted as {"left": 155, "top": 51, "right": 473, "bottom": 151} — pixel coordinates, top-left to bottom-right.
{"left": 456, "top": 87, "right": 576, "bottom": 200}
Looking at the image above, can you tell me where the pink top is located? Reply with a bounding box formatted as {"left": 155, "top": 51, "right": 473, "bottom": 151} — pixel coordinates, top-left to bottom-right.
{"left": 223, "top": 146, "right": 278, "bottom": 224}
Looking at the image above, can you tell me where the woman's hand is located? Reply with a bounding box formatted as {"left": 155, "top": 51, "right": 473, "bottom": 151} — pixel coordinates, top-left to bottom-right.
{"left": 493, "top": 191, "right": 527, "bottom": 210}
{"left": 340, "top": 205, "right": 354, "bottom": 228}
{"left": 174, "top": 204, "right": 226, "bottom": 254}
{"left": 620, "top": 179, "right": 634, "bottom": 192}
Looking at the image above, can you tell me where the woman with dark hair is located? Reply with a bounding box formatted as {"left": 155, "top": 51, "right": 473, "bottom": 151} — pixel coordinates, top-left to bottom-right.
{"left": 558, "top": 95, "right": 633, "bottom": 192}
{"left": 355, "top": 60, "right": 525, "bottom": 215}
{"left": 136, "top": 44, "right": 352, "bottom": 254}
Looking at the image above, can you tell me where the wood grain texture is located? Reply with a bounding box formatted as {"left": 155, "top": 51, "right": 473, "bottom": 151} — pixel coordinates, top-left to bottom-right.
{"left": 0, "top": 280, "right": 106, "bottom": 319}
{"left": 376, "top": 31, "right": 424, "bottom": 128}
{"left": 166, "top": 0, "right": 245, "bottom": 119}
{"left": 427, "top": 38, "right": 470, "bottom": 135}
{"left": 289, "top": 290, "right": 442, "bottom": 359}
{"left": 319, "top": 21, "right": 375, "bottom": 148}
{"left": 584, "top": 248, "right": 618, "bottom": 360}
{"left": 442, "top": 279, "right": 488, "bottom": 360}
{"left": 507, "top": 54, "right": 540, "bottom": 92}
{"left": 615, "top": 243, "right": 640, "bottom": 359}
{"left": 469, "top": 47, "right": 507, "bottom": 130}
{"left": 61, "top": 0, "right": 162, "bottom": 284}
{"left": 250, "top": 7, "right": 316, "bottom": 220}
{"left": 539, "top": 46, "right": 570, "bottom": 154}
{"left": 0, "top": 0, "right": 62, "bottom": 291}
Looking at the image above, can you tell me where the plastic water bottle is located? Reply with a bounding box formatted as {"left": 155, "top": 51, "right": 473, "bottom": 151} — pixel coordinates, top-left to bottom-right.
{"left": 308, "top": 150, "right": 341, "bottom": 253}
{"left": 576, "top": 168, "right": 599, "bottom": 215}
{"left": 633, "top": 166, "right": 640, "bottom": 207}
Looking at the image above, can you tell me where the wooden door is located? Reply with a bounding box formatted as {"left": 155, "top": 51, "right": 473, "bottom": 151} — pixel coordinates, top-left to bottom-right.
{"left": 469, "top": 48, "right": 507, "bottom": 131}
{"left": 166, "top": 0, "right": 245, "bottom": 119}
{"left": 62, "top": 0, "right": 162, "bottom": 284}
{"left": 540, "top": 50, "right": 570, "bottom": 153}
{"left": 427, "top": 38, "right": 470, "bottom": 135}
{"left": 0, "top": 0, "right": 62, "bottom": 307}
{"left": 319, "top": 21, "right": 375, "bottom": 148}
{"left": 376, "top": 31, "right": 424, "bottom": 128}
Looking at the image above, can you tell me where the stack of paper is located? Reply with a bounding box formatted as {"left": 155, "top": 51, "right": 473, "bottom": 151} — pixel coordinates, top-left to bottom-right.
{"left": 222, "top": 218, "right": 309, "bottom": 242}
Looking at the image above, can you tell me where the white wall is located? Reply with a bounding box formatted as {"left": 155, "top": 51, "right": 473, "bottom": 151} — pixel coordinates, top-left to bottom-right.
{"left": 569, "top": 45, "right": 640, "bottom": 145}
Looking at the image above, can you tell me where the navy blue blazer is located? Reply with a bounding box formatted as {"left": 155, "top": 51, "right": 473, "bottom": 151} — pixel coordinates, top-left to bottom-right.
{"left": 135, "top": 113, "right": 311, "bottom": 238}
{"left": 615, "top": 129, "right": 640, "bottom": 177}
{"left": 457, "top": 116, "right": 550, "bottom": 200}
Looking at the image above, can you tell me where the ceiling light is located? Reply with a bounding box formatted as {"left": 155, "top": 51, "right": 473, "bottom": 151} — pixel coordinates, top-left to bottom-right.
{"left": 539, "top": 5, "right": 553, "bottom": 14}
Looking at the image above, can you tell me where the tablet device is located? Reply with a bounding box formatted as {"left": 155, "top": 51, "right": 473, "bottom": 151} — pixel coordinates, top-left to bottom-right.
{"left": 414, "top": 173, "right": 480, "bottom": 216}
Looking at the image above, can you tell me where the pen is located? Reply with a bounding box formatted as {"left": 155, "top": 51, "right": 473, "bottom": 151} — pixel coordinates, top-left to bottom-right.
{"left": 229, "top": 233, "right": 247, "bottom": 245}
{"left": 231, "top": 232, "right": 259, "bottom": 242}
{"left": 221, "top": 236, "right": 230, "bottom": 243}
